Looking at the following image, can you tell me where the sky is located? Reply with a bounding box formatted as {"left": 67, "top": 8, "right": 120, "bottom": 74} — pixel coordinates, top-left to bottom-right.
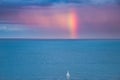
{"left": 0, "top": 0, "right": 120, "bottom": 39}
{"left": 0, "top": 0, "right": 119, "bottom": 5}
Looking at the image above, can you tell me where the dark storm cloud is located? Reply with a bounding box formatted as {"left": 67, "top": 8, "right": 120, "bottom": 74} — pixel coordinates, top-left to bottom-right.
{"left": 0, "top": 0, "right": 120, "bottom": 6}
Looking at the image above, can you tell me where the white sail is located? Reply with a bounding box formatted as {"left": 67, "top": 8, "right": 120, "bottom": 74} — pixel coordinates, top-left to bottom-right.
{"left": 66, "top": 71, "right": 70, "bottom": 80}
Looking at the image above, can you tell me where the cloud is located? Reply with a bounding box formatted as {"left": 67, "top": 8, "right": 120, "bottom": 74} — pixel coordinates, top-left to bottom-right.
{"left": 0, "top": 0, "right": 119, "bottom": 6}
{"left": 0, "top": 24, "right": 27, "bottom": 31}
{"left": 89, "top": 0, "right": 117, "bottom": 5}
{"left": 0, "top": 5, "right": 120, "bottom": 39}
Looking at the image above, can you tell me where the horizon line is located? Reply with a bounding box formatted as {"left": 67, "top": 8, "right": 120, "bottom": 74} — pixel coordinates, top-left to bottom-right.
{"left": 0, "top": 38, "right": 120, "bottom": 40}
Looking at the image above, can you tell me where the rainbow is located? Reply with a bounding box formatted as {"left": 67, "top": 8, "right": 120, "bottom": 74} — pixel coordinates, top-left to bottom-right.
{"left": 68, "top": 9, "right": 78, "bottom": 39}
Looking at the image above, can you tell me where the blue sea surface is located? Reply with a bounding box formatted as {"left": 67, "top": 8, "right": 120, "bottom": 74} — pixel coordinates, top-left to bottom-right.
{"left": 0, "top": 39, "right": 120, "bottom": 80}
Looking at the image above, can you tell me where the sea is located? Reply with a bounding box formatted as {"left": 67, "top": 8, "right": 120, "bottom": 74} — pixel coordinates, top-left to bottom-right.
{"left": 0, "top": 39, "right": 120, "bottom": 80}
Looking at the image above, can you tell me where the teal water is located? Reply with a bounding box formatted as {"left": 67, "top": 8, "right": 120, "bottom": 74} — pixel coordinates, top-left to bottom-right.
{"left": 0, "top": 40, "right": 120, "bottom": 80}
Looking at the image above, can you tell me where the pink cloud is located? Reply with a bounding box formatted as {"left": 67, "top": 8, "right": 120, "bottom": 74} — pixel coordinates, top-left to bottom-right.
{"left": 0, "top": 5, "right": 120, "bottom": 39}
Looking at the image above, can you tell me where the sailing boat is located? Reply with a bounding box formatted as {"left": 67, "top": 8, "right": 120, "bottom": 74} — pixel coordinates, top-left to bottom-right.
{"left": 66, "top": 71, "right": 70, "bottom": 80}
